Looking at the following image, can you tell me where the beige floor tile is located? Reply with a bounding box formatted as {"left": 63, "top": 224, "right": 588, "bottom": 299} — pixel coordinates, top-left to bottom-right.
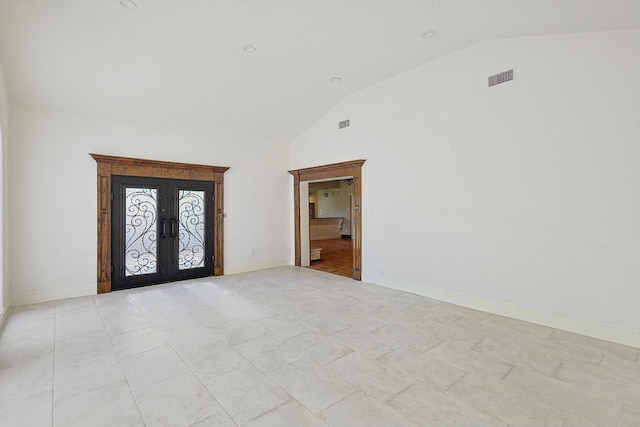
{"left": 267, "top": 358, "right": 356, "bottom": 413}
{"left": 402, "top": 304, "right": 462, "bottom": 325}
{"left": 96, "top": 300, "right": 141, "bottom": 320}
{"left": 204, "top": 365, "right": 291, "bottom": 425}
{"left": 146, "top": 310, "right": 199, "bottom": 331}
{"left": 55, "top": 298, "right": 100, "bottom": 321}
{"left": 55, "top": 315, "right": 106, "bottom": 341}
{"left": 516, "top": 332, "right": 604, "bottom": 365}
{"left": 0, "top": 334, "right": 55, "bottom": 370}
{"left": 188, "top": 411, "right": 238, "bottom": 427}
{"left": 111, "top": 327, "right": 167, "bottom": 359}
{"left": 160, "top": 323, "right": 219, "bottom": 351}
{"left": 54, "top": 331, "right": 114, "bottom": 366}
{"left": 485, "top": 314, "right": 554, "bottom": 338}
{"left": 472, "top": 336, "right": 562, "bottom": 376}
{"left": 318, "top": 391, "right": 418, "bottom": 427}
{"left": 190, "top": 306, "right": 239, "bottom": 328}
{"left": 598, "top": 353, "right": 640, "bottom": 384}
{"left": 120, "top": 346, "right": 189, "bottom": 390}
{"left": 133, "top": 373, "right": 223, "bottom": 427}
{"left": 177, "top": 339, "right": 250, "bottom": 382}
{"left": 229, "top": 301, "right": 275, "bottom": 322}
{"left": 549, "top": 329, "right": 640, "bottom": 362}
{"left": 447, "top": 372, "right": 567, "bottom": 427}
{"left": 0, "top": 355, "right": 53, "bottom": 404}
{"left": 325, "top": 352, "right": 414, "bottom": 401}
{"left": 418, "top": 320, "right": 485, "bottom": 348}
{"left": 254, "top": 315, "right": 311, "bottom": 341}
{"left": 282, "top": 331, "right": 353, "bottom": 366}
{"left": 330, "top": 307, "right": 394, "bottom": 332}
{"left": 209, "top": 319, "right": 265, "bottom": 345}
{"left": 390, "top": 292, "right": 442, "bottom": 309}
{"left": 502, "top": 366, "right": 622, "bottom": 426}
{"left": 376, "top": 294, "right": 423, "bottom": 311}
{"left": 0, "top": 308, "right": 55, "bottom": 346}
{"left": 53, "top": 381, "right": 142, "bottom": 427}
{"left": 448, "top": 316, "right": 521, "bottom": 342}
{"left": 298, "top": 313, "right": 350, "bottom": 336}
{"left": 372, "top": 323, "right": 442, "bottom": 353}
{"left": 136, "top": 300, "right": 180, "bottom": 317}
{"left": 424, "top": 342, "right": 514, "bottom": 381}
{"left": 378, "top": 346, "right": 467, "bottom": 391}
{"left": 388, "top": 383, "right": 507, "bottom": 426}
{"left": 0, "top": 389, "right": 52, "bottom": 427}
{"left": 245, "top": 401, "right": 328, "bottom": 427}
{"left": 329, "top": 326, "right": 399, "bottom": 358}
{"left": 54, "top": 353, "right": 124, "bottom": 401}
{"left": 93, "top": 290, "right": 136, "bottom": 309}
{"left": 563, "top": 413, "right": 607, "bottom": 427}
{"left": 435, "top": 302, "right": 493, "bottom": 321}
{"left": 102, "top": 314, "right": 153, "bottom": 337}
{"left": 233, "top": 335, "right": 300, "bottom": 372}
{"left": 327, "top": 295, "right": 384, "bottom": 315}
{"left": 556, "top": 359, "right": 640, "bottom": 407}
{"left": 617, "top": 404, "right": 640, "bottom": 427}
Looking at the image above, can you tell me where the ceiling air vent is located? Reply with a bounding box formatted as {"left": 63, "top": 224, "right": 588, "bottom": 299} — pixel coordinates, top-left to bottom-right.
{"left": 488, "top": 69, "right": 514, "bottom": 87}
{"left": 338, "top": 119, "right": 350, "bottom": 129}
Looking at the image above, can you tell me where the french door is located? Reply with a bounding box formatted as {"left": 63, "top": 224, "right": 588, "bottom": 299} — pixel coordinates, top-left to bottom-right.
{"left": 111, "top": 176, "right": 214, "bottom": 290}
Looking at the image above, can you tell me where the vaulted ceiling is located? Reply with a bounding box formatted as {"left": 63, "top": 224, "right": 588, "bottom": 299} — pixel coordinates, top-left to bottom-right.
{"left": 1, "top": 0, "right": 639, "bottom": 142}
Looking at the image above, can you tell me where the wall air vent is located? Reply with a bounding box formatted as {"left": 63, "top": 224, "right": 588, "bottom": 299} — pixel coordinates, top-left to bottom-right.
{"left": 338, "top": 119, "right": 350, "bottom": 129}
{"left": 488, "top": 69, "right": 514, "bottom": 87}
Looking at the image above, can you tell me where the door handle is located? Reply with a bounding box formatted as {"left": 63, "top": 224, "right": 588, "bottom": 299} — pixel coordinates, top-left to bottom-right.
{"left": 161, "top": 218, "right": 166, "bottom": 239}
{"left": 170, "top": 217, "right": 176, "bottom": 239}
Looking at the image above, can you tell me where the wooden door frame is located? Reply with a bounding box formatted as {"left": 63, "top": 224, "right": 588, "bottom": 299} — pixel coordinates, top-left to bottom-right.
{"left": 289, "top": 160, "right": 365, "bottom": 280}
{"left": 91, "top": 154, "right": 229, "bottom": 294}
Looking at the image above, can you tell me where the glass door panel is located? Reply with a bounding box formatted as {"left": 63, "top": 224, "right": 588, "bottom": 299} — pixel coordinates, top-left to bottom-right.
{"left": 177, "top": 190, "right": 206, "bottom": 270}
{"left": 124, "top": 188, "right": 158, "bottom": 276}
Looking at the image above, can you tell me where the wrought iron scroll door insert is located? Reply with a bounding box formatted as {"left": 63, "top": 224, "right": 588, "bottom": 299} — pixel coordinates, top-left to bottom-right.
{"left": 111, "top": 176, "right": 214, "bottom": 290}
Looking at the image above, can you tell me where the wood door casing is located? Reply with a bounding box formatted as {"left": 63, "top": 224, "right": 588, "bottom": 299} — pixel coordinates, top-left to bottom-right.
{"left": 91, "top": 154, "right": 229, "bottom": 294}
{"left": 289, "top": 160, "right": 365, "bottom": 281}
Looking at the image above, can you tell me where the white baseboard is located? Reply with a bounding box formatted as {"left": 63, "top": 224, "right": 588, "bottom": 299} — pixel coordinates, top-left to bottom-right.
{"left": 377, "top": 279, "right": 640, "bottom": 349}
{"left": 225, "top": 260, "right": 293, "bottom": 275}
{"left": 0, "top": 304, "right": 11, "bottom": 332}
{"left": 12, "top": 285, "right": 96, "bottom": 306}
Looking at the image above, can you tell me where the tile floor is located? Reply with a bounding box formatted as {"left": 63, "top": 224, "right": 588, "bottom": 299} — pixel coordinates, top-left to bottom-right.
{"left": 0, "top": 266, "right": 639, "bottom": 427}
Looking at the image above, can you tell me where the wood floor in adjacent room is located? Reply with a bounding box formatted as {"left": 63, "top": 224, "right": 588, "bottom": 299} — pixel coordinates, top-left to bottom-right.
{"left": 0, "top": 267, "right": 639, "bottom": 427}
{"left": 308, "top": 237, "right": 353, "bottom": 278}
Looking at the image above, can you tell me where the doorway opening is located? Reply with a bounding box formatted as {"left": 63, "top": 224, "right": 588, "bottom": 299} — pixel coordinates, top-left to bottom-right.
{"left": 111, "top": 176, "right": 214, "bottom": 290}
{"left": 288, "top": 160, "right": 365, "bottom": 281}
{"left": 306, "top": 179, "right": 354, "bottom": 278}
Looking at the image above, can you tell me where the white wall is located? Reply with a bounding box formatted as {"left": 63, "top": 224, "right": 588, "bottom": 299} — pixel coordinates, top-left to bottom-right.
{"left": 291, "top": 30, "right": 640, "bottom": 347}
{"left": 9, "top": 104, "right": 292, "bottom": 304}
{"left": 0, "top": 60, "right": 9, "bottom": 323}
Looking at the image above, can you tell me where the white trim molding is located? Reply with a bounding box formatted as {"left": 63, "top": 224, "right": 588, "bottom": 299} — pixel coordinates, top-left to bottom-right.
{"left": 224, "top": 260, "right": 293, "bottom": 276}
{"left": 0, "top": 304, "right": 11, "bottom": 333}
{"left": 12, "top": 286, "right": 96, "bottom": 306}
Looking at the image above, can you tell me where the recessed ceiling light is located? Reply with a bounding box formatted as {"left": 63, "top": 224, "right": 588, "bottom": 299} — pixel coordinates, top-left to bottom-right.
{"left": 329, "top": 77, "right": 342, "bottom": 83}
{"left": 120, "top": 0, "right": 137, "bottom": 9}
{"left": 421, "top": 29, "right": 437, "bottom": 39}
{"left": 243, "top": 44, "right": 257, "bottom": 53}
